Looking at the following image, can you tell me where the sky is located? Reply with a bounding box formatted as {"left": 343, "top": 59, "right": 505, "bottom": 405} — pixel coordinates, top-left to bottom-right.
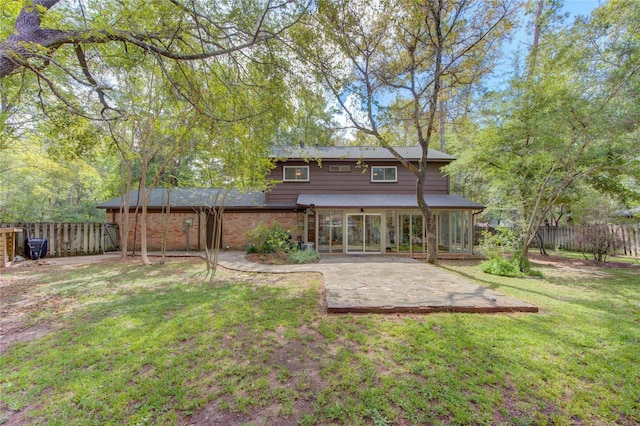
{"left": 563, "top": 0, "right": 600, "bottom": 18}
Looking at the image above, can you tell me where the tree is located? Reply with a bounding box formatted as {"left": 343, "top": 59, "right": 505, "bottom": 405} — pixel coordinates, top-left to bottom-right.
{"left": 1, "top": 0, "right": 303, "bottom": 267}
{"left": 447, "top": 0, "right": 640, "bottom": 271}
{"left": 0, "top": 0, "right": 304, "bottom": 106}
{"left": 301, "top": 0, "right": 516, "bottom": 263}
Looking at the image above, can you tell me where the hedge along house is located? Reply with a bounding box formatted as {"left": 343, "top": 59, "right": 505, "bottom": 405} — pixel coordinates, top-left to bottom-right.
{"left": 268, "top": 146, "right": 483, "bottom": 256}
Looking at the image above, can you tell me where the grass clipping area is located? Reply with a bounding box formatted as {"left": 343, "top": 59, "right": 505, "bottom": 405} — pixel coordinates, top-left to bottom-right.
{"left": 1, "top": 258, "right": 639, "bottom": 425}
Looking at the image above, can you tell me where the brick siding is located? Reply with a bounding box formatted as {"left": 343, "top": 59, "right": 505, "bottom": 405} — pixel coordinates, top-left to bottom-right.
{"left": 223, "top": 211, "right": 304, "bottom": 249}
{"left": 112, "top": 210, "right": 303, "bottom": 251}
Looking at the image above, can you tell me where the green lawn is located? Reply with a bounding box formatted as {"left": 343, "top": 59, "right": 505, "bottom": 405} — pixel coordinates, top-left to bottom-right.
{"left": 1, "top": 258, "right": 639, "bottom": 425}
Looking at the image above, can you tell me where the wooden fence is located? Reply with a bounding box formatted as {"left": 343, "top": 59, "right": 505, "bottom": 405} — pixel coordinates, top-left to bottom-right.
{"left": 0, "top": 222, "right": 119, "bottom": 258}
{"left": 535, "top": 224, "right": 640, "bottom": 257}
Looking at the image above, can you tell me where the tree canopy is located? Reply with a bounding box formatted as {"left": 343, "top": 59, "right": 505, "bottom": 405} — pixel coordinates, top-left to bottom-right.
{"left": 446, "top": 0, "right": 640, "bottom": 270}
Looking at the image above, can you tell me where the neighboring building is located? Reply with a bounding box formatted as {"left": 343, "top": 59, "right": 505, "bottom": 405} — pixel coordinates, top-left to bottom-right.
{"left": 97, "top": 145, "right": 484, "bottom": 256}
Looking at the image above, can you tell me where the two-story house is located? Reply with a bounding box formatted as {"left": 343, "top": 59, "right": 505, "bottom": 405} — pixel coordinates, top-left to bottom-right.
{"left": 98, "top": 145, "right": 483, "bottom": 256}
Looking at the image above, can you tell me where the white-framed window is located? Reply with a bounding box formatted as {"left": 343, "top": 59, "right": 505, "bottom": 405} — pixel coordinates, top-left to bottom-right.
{"left": 371, "top": 166, "right": 397, "bottom": 182}
{"left": 283, "top": 165, "right": 309, "bottom": 182}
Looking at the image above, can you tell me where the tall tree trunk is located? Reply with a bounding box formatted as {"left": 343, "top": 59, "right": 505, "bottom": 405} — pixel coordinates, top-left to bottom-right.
{"left": 160, "top": 188, "right": 171, "bottom": 263}
{"left": 118, "top": 157, "right": 133, "bottom": 260}
{"left": 139, "top": 148, "right": 151, "bottom": 265}
{"left": 417, "top": 172, "right": 438, "bottom": 265}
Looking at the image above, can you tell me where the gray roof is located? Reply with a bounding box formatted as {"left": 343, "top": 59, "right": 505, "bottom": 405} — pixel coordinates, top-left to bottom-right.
{"left": 97, "top": 188, "right": 282, "bottom": 209}
{"left": 613, "top": 206, "right": 640, "bottom": 217}
{"left": 98, "top": 188, "right": 483, "bottom": 210}
{"left": 270, "top": 145, "right": 455, "bottom": 161}
{"left": 296, "top": 193, "right": 484, "bottom": 209}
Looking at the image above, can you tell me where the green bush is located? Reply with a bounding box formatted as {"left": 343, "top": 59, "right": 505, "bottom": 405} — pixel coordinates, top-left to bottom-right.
{"left": 480, "top": 257, "right": 523, "bottom": 277}
{"left": 289, "top": 249, "right": 320, "bottom": 264}
{"left": 477, "top": 228, "right": 543, "bottom": 277}
{"left": 480, "top": 250, "right": 543, "bottom": 278}
{"left": 246, "top": 223, "right": 296, "bottom": 254}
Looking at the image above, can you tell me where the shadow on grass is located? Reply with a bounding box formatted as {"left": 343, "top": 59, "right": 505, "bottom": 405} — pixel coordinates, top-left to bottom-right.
{"left": 1, "top": 276, "right": 321, "bottom": 424}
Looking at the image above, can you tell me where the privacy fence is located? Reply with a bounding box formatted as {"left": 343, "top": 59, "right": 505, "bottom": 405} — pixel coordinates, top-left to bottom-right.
{"left": 0, "top": 222, "right": 119, "bottom": 258}
{"left": 534, "top": 224, "right": 640, "bottom": 257}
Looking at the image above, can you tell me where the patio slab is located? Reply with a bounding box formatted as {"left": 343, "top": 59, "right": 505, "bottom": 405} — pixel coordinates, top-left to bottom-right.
{"left": 215, "top": 252, "right": 538, "bottom": 314}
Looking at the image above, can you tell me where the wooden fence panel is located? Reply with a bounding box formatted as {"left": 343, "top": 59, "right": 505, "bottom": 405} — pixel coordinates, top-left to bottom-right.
{"left": 0, "top": 222, "right": 116, "bottom": 258}
{"left": 535, "top": 224, "right": 640, "bottom": 257}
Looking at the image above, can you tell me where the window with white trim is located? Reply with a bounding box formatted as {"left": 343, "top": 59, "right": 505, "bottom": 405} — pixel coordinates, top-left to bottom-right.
{"left": 283, "top": 166, "right": 309, "bottom": 182}
{"left": 371, "top": 166, "right": 397, "bottom": 182}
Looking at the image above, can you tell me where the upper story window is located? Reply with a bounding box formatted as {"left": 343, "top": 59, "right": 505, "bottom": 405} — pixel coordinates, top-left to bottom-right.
{"left": 283, "top": 165, "right": 309, "bottom": 182}
{"left": 371, "top": 166, "right": 397, "bottom": 182}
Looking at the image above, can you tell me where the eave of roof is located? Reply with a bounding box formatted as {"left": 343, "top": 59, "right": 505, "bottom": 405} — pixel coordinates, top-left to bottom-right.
{"left": 270, "top": 145, "right": 455, "bottom": 162}
{"left": 296, "top": 193, "right": 484, "bottom": 209}
{"left": 97, "top": 188, "right": 276, "bottom": 210}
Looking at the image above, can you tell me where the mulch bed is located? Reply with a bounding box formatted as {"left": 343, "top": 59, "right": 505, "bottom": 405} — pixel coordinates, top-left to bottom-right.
{"left": 245, "top": 252, "right": 292, "bottom": 265}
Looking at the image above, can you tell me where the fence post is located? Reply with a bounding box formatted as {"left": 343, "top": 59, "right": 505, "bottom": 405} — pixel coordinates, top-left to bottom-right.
{"left": 82, "top": 223, "right": 88, "bottom": 254}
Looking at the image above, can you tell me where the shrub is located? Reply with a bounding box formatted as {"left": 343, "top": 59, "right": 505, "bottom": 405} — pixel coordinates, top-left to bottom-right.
{"left": 480, "top": 257, "right": 523, "bottom": 277}
{"left": 479, "top": 226, "right": 520, "bottom": 259}
{"left": 246, "top": 223, "right": 296, "bottom": 254}
{"left": 479, "top": 229, "right": 542, "bottom": 277}
{"left": 289, "top": 249, "right": 320, "bottom": 264}
{"left": 577, "top": 224, "right": 615, "bottom": 262}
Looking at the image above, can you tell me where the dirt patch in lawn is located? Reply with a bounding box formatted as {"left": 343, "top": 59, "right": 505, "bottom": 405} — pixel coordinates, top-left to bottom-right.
{"left": 0, "top": 278, "right": 66, "bottom": 354}
{"left": 529, "top": 253, "right": 639, "bottom": 269}
{"left": 0, "top": 257, "right": 203, "bottom": 355}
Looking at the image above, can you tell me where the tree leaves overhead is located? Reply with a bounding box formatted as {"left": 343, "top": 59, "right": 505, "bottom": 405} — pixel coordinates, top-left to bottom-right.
{"left": 0, "top": 0, "right": 306, "bottom": 118}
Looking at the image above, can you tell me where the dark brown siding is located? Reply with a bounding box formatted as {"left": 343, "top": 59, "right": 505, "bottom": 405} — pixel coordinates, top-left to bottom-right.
{"left": 266, "top": 160, "right": 450, "bottom": 204}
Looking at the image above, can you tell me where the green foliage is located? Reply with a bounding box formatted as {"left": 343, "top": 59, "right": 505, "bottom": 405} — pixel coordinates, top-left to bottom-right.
{"left": 448, "top": 0, "right": 640, "bottom": 268}
{"left": 478, "top": 227, "right": 520, "bottom": 260}
{"left": 0, "top": 129, "right": 108, "bottom": 222}
{"left": 246, "top": 223, "right": 296, "bottom": 254}
{"left": 480, "top": 256, "right": 523, "bottom": 277}
{"left": 289, "top": 249, "right": 320, "bottom": 264}
{"left": 479, "top": 228, "right": 541, "bottom": 277}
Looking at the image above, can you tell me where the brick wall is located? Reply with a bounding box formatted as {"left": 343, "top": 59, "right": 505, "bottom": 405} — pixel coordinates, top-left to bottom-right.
{"left": 114, "top": 211, "right": 200, "bottom": 251}
{"left": 112, "top": 210, "right": 303, "bottom": 251}
{"left": 223, "top": 211, "right": 304, "bottom": 249}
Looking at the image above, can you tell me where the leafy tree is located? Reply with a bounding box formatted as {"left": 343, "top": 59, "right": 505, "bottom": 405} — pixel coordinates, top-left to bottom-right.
{"left": 1, "top": 0, "right": 303, "bottom": 267}
{"left": 301, "top": 0, "right": 517, "bottom": 263}
{"left": 447, "top": 0, "right": 640, "bottom": 271}
{"left": 0, "top": 0, "right": 305, "bottom": 114}
{"left": 0, "top": 131, "right": 106, "bottom": 222}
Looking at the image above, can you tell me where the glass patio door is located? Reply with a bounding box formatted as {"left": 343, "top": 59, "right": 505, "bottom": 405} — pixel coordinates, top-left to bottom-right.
{"left": 347, "top": 214, "right": 381, "bottom": 253}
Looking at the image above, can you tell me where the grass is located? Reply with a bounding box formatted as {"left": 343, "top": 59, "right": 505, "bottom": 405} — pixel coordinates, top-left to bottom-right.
{"left": 1, "top": 257, "right": 639, "bottom": 425}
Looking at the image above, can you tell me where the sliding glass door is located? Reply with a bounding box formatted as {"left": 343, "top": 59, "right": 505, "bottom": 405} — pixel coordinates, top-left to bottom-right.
{"left": 346, "top": 214, "right": 381, "bottom": 253}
